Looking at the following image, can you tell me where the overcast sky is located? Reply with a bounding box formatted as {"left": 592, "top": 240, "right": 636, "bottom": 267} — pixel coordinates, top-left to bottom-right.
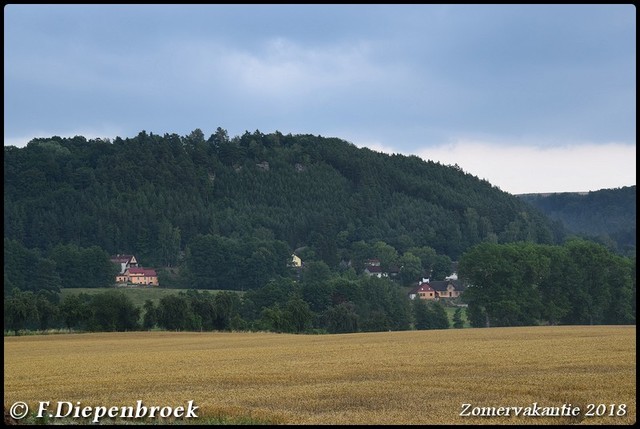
{"left": 4, "top": 4, "right": 636, "bottom": 194}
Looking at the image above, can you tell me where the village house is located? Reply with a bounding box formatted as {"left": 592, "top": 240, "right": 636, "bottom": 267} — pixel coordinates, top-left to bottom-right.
{"left": 361, "top": 259, "right": 401, "bottom": 279}
{"left": 430, "top": 279, "right": 465, "bottom": 299}
{"left": 363, "top": 258, "right": 389, "bottom": 278}
{"left": 290, "top": 253, "right": 303, "bottom": 268}
{"left": 125, "top": 267, "right": 159, "bottom": 286}
{"left": 408, "top": 278, "right": 465, "bottom": 301}
{"left": 364, "top": 265, "right": 384, "bottom": 277}
{"left": 408, "top": 278, "right": 437, "bottom": 300}
{"left": 111, "top": 254, "right": 159, "bottom": 287}
{"left": 288, "top": 253, "right": 304, "bottom": 280}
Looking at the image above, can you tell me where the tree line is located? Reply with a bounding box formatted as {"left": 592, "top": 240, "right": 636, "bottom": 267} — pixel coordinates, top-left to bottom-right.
{"left": 5, "top": 238, "right": 635, "bottom": 336}
{"left": 4, "top": 239, "right": 118, "bottom": 293}
{"left": 4, "top": 273, "right": 454, "bottom": 336}
{"left": 460, "top": 239, "right": 636, "bottom": 327}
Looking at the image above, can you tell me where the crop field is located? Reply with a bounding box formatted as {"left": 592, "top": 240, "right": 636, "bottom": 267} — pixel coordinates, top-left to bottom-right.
{"left": 4, "top": 326, "right": 635, "bottom": 425}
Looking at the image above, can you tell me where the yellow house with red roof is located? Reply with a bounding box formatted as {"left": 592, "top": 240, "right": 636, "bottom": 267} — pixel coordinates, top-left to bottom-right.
{"left": 409, "top": 280, "right": 437, "bottom": 300}
{"left": 408, "top": 278, "right": 465, "bottom": 301}
{"left": 126, "top": 267, "right": 159, "bottom": 286}
{"left": 111, "top": 254, "right": 159, "bottom": 287}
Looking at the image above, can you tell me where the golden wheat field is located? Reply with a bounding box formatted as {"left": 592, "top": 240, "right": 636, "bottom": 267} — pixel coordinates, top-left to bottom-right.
{"left": 4, "top": 326, "right": 636, "bottom": 425}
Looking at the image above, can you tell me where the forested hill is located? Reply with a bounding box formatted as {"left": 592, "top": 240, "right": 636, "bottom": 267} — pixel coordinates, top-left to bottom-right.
{"left": 4, "top": 129, "right": 564, "bottom": 269}
{"left": 518, "top": 186, "right": 636, "bottom": 256}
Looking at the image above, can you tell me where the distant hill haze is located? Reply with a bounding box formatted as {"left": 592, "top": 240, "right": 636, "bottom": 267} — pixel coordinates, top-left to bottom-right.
{"left": 517, "top": 186, "right": 636, "bottom": 256}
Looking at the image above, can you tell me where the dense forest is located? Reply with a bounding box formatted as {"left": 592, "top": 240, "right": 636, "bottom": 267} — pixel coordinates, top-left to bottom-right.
{"left": 4, "top": 128, "right": 563, "bottom": 269}
{"left": 3, "top": 129, "right": 635, "bottom": 333}
{"left": 518, "top": 187, "right": 636, "bottom": 257}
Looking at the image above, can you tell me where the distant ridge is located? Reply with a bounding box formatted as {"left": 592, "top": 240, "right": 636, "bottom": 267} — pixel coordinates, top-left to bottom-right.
{"left": 517, "top": 186, "right": 636, "bottom": 256}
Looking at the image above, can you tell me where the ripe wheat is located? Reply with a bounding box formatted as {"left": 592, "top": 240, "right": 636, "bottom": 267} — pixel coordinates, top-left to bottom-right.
{"left": 4, "top": 326, "right": 635, "bottom": 424}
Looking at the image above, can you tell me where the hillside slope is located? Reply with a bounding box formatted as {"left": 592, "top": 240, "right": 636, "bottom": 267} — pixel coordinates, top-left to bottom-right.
{"left": 518, "top": 186, "right": 636, "bottom": 255}
{"left": 4, "top": 129, "right": 565, "bottom": 266}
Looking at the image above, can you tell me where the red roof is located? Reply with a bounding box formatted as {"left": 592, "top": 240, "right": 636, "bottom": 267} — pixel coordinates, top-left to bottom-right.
{"left": 128, "top": 267, "right": 157, "bottom": 276}
{"left": 416, "top": 284, "right": 434, "bottom": 292}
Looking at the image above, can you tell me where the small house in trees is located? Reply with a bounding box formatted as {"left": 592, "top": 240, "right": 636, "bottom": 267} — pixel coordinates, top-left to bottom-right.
{"left": 408, "top": 280, "right": 437, "bottom": 300}
{"left": 363, "top": 258, "right": 388, "bottom": 278}
{"left": 409, "top": 278, "right": 465, "bottom": 300}
{"left": 112, "top": 254, "right": 159, "bottom": 287}
{"left": 290, "top": 254, "right": 303, "bottom": 268}
{"left": 364, "top": 265, "right": 384, "bottom": 278}
{"left": 430, "top": 280, "right": 465, "bottom": 299}
{"left": 126, "top": 267, "right": 159, "bottom": 286}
